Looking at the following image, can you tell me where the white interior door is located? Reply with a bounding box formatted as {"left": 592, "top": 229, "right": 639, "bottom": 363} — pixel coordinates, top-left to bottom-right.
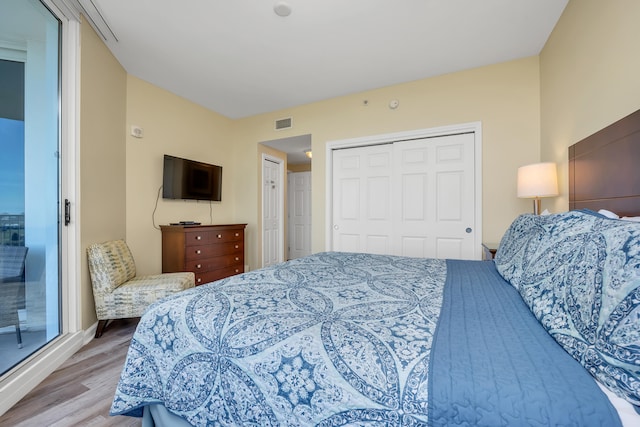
{"left": 331, "top": 132, "right": 477, "bottom": 259}
{"left": 288, "top": 171, "right": 312, "bottom": 259}
{"left": 262, "top": 157, "right": 282, "bottom": 267}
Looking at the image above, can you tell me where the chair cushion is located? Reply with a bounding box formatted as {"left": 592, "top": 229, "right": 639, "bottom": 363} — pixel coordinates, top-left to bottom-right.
{"left": 0, "top": 245, "right": 28, "bottom": 281}
{"left": 0, "top": 245, "right": 28, "bottom": 329}
{"left": 0, "top": 281, "right": 22, "bottom": 328}
{"left": 87, "top": 240, "right": 137, "bottom": 294}
{"left": 97, "top": 272, "right": 195, "bottom": 319}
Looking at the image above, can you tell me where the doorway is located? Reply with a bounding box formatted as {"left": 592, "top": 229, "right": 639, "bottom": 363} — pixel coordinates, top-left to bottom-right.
{"left": 260, "top": 134, "right": 312, "bottom": 264}
{"left": 0, "top": 1, "right": 63, "bottom": 376}
{"left": 1, "top": 0, "right": 82, "bottom": 413}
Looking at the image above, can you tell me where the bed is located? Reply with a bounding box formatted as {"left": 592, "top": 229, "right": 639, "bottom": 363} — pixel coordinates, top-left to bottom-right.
{"left": 110, "top": 110, "right": 640, "bottom": 426}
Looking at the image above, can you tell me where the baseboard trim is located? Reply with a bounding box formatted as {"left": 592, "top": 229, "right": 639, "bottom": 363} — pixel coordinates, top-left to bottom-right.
{"left": 0, "top": 331, "right": 83, "bottom": 416}
{"left": 84, "top": 321, "right": 98, "bottom": 345}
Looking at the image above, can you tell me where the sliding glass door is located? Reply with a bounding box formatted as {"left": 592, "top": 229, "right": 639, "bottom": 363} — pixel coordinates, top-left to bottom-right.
{"left": 0, "top": 0, "right": 62, "bottom": 376}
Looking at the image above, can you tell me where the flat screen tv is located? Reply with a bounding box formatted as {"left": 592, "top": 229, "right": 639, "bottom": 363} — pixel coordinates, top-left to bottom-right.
{"left": 162, "top": 154, "right": 222, "bottom": 201}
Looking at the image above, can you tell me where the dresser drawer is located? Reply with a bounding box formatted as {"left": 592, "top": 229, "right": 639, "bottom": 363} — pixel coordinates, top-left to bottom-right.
{"left": 185, "top": 241, "right": 243, "bottom": 260}
{"left": 195, "top": 265, "right": 244, "bottom": 285}
{"left": 186, "top": 253, "right": 243, "bottom": 273}
{"left": 184, "top": 229, "right": 243, "bottom": 246}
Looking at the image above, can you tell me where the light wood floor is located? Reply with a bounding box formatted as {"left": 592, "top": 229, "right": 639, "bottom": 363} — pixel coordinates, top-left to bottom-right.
{"left": 0, "top": 319, "right": 142, "bottom": 427}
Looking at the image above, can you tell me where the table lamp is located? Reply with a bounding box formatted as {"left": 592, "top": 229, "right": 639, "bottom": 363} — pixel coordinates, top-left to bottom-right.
{"left": 517, "top": 162, "right": 558, "bottom": 214}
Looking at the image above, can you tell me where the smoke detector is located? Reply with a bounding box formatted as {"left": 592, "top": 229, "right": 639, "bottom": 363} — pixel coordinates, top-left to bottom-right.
{"left": 274, "top": 1, "right": 292, "bottom": 17}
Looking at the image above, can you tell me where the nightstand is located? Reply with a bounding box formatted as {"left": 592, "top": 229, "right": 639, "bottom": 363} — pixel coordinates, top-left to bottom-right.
{"left": 482, "top": 243, "right": 499, "bottom": 260}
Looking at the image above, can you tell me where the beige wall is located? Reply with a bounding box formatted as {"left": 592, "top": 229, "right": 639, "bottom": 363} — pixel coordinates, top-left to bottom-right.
{"left": 540, "top": 0, "right": 640, "bottom": 212}
{"left": 125, "top": 76, "right": 236, "bottom": 275}
{"left": 79, "top": 0, "right": 640, "bottom": 330}
{"left": 288, "top": 163, "right": 311, "bottom": 173}
{"left": 118, "top": 0, "right": 640, "bottom": 278}
{"left": 79, "top": 20, "right": 127, "bottom": 329}
{"left": 233, "top": 57, "right": 541, "bottom": 267}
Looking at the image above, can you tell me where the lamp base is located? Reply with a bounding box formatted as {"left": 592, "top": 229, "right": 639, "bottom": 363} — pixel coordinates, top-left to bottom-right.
{"left": 533, "top": 198, "right": 541, "bottom": 215}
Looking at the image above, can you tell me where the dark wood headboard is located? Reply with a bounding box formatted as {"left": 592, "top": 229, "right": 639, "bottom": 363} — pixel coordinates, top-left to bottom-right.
{"left": 568, "top": 109, "right": 640, "bottom": 217}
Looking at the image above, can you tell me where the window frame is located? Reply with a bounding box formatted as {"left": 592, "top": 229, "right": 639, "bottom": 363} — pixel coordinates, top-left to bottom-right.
{"left": 0, "top": 0, "right": 81, "bottom": 415}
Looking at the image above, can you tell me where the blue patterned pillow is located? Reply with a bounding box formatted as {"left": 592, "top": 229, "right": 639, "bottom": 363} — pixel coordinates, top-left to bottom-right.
{"left": 495, "top": 209, "right": 640, "bottom": 408}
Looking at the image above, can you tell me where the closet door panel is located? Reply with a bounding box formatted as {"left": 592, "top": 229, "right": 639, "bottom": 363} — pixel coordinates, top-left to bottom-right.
{"left": 431, "top": 133, "right": 475, "bottom": 259}
{"left": 332, "top": 144, "right": 393, "bottom": 254}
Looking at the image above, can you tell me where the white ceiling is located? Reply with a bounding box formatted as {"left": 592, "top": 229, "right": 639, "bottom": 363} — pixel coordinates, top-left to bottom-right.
{"left": 79, "top": 0, "right": 568, "bottom": 120}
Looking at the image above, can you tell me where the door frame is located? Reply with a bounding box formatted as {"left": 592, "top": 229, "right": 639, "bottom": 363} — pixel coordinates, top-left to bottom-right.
{"left": 261, "top": 153, "right": 285, "bottom": 267}
{"left": 325, "top": 121, "right": 483, "bottom": 259}
{"left": 0, "top": 0, "right": 83, "bottom": 415}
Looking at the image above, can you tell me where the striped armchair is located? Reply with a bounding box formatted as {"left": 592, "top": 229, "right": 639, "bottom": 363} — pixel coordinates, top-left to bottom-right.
{"left": 87, "top": 239, "right": 194, "bottom": 338}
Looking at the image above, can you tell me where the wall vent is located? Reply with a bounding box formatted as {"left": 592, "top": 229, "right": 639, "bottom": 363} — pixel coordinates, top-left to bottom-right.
{"left": 275, "top": 117, "right": 293, "bottom": 130}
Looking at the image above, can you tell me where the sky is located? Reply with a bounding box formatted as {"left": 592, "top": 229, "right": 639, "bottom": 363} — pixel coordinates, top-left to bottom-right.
{"left": 0, "top": 117, "right": 25, "bottom": 214}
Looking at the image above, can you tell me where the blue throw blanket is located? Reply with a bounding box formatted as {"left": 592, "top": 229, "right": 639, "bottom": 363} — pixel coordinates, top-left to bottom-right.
{"left": 430, "top": 260, "right": 621, "bottom": 426}
{"left": 111, "top": 252, "right": 621, "bottom": 426}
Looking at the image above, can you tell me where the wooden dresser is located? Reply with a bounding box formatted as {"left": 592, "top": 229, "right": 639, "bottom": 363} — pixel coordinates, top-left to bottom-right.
{"left": 161, "top": 223, "right": 247, "bottom": 285}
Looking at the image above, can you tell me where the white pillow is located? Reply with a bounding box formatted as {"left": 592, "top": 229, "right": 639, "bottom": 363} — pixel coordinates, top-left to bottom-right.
{"left": 595, "top": 209, "right": 640, "bottom": 222}
{"left": 621, "top": 216, "right": 640, "bottom": 222}
{"left": 598, "top": 209, "right": 619, "bottom": 219}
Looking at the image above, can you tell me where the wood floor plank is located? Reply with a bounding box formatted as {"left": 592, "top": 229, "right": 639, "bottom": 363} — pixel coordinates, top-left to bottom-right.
{"left": 0, "top": 319, "right": 141, "bottom": 427}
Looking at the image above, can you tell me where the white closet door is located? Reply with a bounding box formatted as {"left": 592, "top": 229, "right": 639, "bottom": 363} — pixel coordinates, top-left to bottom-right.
{"left": 332, "top": 144, "right": 393, "bottom": 254}
{"left": 288, "top": 171, "right": 312, "bottom": 259}
{"left": 331, "top": 133, "right": 476, "bottom": 259}
{"left": 393, "top": 133, "right": 475, "bottom": 259}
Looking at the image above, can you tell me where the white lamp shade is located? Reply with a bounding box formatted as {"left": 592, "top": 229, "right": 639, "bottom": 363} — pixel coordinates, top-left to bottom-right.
{"left": 517, "top": 162, "right": 558, "bottom": 198}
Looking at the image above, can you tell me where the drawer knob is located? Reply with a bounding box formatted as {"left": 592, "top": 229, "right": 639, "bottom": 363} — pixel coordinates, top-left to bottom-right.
{"left": 235, "top": 269, "right": 239, "bottom": 273}
{"left": 235, "top": 233, "right": 239, "bottom": 237}
{"left": 235, "top": 244, "right": 239, "bottom": 249}
{"left": 197, "top": 278, "right": 202, "bottom": 283}
{"left": 196, "top": 249, "right": 201, "bottom": 254}
{"left": 235, "top": 257, "right": 239, "bottom": 261}
{"left": 196, "top": 235, "right": 202, "bottom": 240}
{"left": 196, "top": 264, "right": 201, "bottom": 269}
{"left": 217, "top": 234, "right": 222, "bottom": 239}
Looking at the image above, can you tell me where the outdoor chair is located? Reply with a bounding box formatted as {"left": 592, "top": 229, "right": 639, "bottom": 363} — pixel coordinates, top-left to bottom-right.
{"left": 0, "top": 245, "right": 28, "bottom": 348}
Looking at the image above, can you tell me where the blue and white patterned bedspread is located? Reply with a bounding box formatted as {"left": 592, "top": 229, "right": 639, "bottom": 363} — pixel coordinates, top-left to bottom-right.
{"left": 111, "top": 252, "right": 447, "bottom": 425}
{"left": 111, "top": 250, "right": 622, "bottom": 426}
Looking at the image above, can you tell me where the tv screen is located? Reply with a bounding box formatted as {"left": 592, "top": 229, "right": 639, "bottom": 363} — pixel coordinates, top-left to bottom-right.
{"left": 162, "top": 154, "right": 222, "bottom": 201}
